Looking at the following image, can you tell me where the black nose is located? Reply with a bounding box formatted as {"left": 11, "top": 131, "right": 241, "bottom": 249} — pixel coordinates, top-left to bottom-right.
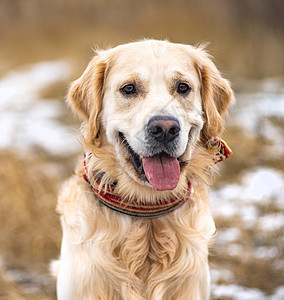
{"left": 147, "top": 116, "right": 180, "bottom": 143}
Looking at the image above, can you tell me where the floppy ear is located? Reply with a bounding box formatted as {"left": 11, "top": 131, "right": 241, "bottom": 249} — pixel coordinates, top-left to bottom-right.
{"left": 68, "top": 55, "right": 107, "bottom": 119}
{"left": 67, "top": 53, "right": 107, "bottom": 147}
{"left": 194, "top": 48, "right": 234, "bottom": 142}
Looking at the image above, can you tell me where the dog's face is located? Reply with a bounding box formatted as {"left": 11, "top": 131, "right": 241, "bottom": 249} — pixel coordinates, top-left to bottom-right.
{"left": 69, "top": 40, "right": 233, "bottom": 192}
{"left": 102, "top": 42, "right": 204, "bottom": 191}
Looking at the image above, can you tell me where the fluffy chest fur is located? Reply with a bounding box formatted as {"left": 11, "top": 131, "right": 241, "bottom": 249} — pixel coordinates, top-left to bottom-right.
{"left": 57, "top": 173, "right": 215, "bottom": 300}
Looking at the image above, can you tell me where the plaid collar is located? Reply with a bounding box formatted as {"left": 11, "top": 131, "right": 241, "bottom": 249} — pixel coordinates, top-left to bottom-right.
{"left": 83, "top": 137, "right": 231, "bottom": 218}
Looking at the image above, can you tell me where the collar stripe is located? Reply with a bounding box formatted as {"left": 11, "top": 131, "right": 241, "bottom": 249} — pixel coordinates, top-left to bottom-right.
{"left": 83, "top": 171, "right": 190, "bottom": 218}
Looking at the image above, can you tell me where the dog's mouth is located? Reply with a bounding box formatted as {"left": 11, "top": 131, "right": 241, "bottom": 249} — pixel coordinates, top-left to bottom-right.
{"left": 119, "top": 132, "right": 186, "bottom": 191}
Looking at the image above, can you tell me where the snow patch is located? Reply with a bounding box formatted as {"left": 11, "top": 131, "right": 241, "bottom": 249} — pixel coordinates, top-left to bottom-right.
{"left": 211, "top": 284, "right": 266, "bottom": 300}
{"left": 211, "top": 269, "right": 235, "bottom": 283}
{"left": 217, "top": 228, "right": 241, "bottom": 244}
{"left": 232, "top": 92, "right": 284, "bottom": 155}
{"left": 255, "top": 246, "right": 279, "bottom": 260}
{"left": 272, "top": 286, "right": 284, "bottom": 299}
{"left": 211, "top": 168, "right": 284, "bottom": 223}
{"left": 258, "top": 214, "right": 284, "bottom": 232}
{"left": 0, "top": 61, "right": 81, "bottom": 155}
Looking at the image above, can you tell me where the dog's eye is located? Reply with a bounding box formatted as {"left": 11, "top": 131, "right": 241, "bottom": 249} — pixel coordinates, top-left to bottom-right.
{"left": 177, "top": 83, "right": 191, "bottom": 94}
{"left": 121, "top": 84, "right": 137, "bottom": 95}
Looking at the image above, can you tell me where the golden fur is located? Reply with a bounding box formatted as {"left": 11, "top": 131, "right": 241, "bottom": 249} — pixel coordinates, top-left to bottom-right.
{"left": 55, "top": 40, "right": 234, "bottom": 299}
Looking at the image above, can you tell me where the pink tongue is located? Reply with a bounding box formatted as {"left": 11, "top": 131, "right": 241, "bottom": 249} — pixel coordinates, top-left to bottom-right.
{"left": 142, "top": 153, "right": 180, "bottom": 191}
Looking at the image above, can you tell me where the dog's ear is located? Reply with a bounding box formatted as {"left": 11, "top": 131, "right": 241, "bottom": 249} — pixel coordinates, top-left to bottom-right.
{"left": 68, "top": 52, "right": 108, "bottom": 147}
{"left": 68, "top": 54, "right": 107, "bottom": 119}
{"left": 194, "top": 48, "right": 234, "bottom": 142}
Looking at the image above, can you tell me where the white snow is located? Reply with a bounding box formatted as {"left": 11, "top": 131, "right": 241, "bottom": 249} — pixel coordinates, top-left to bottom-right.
{"left": 255, "top": 246, "right": 279, "bottom": 260}
{"left": 217, "top": 228, "right": 241, "bottom": 244}
{"left": 273, "top": 286, "right": 284, "bottom": 299}
{"left": 0, "top": 61, "right": 81, "bottom": 156}
{"left": 242, "top": 169, "right": 284, "bottom": 203}
{"left": 258, "top": 213, "right": 284, "bottom": 232}
{"left": 211, "top": 168, "right": 284, "bottom": 224}
{"left": 213, "top": 283, "right": 284, "bottom": 300}
{"left": 0, "top": 61, "right": 70, "bottom": 108}
{"left": 211, "top": 284, "right": 266, "bottom": 300}
{"left": 232, "top": 93, "right": 284, "bottom": 131}
{"left": 212, "top": 168, "right": 284, "bottom": 205}
{"left": 210, "top": 268, "right": 235, "bottom": 283}
{"left": 231, "top": 92, "right": 284, "bottom": 155}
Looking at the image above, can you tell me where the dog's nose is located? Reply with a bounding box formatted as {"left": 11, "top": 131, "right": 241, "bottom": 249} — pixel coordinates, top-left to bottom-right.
{"left": 147, "top": 116, "right": 180, "bottom": 143}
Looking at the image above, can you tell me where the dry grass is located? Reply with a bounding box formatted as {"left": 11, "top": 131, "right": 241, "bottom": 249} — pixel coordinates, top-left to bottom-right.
{"left": 0, "top": 151, "right": 61, "bottom": 271}
{"left": 0, "top": 150, "right": 78, "bottom": 299}
{"left": 0, "top": 270, "right": 54, "bottom": 300}
{"left": 212, "top": 214, "right": 284, "bottom": 294}
{"left": 39, "top": 81, "right": 81, "bottom": 128}
{"left": 40, "top": 80, "right": 70, "bottom": 101}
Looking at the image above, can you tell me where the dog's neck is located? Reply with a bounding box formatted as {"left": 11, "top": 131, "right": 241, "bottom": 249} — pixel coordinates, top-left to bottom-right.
{"left": 83, "top": 163, "right": 191, "bottom": 218}
{"left": 82, "top": 138, "right": 231, "bottom": 218}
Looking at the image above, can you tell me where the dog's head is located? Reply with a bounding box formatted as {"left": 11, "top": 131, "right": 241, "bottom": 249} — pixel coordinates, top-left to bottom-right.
{"left": 68, "top": 40, "right": 233, "bottom": 194}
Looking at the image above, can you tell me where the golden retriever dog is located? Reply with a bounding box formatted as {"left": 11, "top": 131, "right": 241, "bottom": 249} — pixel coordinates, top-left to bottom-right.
{"left": 55, "top": 40, "right": 234, "bottom": 300}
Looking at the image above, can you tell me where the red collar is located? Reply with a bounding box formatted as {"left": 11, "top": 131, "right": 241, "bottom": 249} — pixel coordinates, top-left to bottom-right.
{"left": 83, "top": 138, "right": 231, "bottom": 218}
{"left": 83, "top": 159, "right": 191, "bottom": 218}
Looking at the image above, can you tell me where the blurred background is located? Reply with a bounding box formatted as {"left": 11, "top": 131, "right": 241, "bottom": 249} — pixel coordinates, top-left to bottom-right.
{"left": 0, "top": 0, "right": 283, "bottom": 299}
